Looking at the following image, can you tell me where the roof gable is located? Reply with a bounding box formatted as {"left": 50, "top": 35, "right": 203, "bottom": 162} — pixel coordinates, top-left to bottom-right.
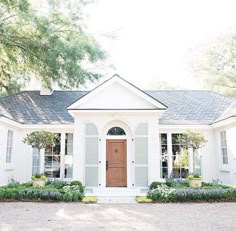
{"left": 67, "top": 75, "right": 167, "bottom": 110}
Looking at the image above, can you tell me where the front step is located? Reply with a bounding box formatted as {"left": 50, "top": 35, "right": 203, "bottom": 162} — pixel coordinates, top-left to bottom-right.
{"left": 85, "top": 187, "right": 147, "bottom": 203}
{"left": 97, "top": 196, "right": 137, "bottom": 203}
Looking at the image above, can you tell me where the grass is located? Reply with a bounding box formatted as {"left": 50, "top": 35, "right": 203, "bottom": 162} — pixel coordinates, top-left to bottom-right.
{"left": 136, "top": 196, "right": 153, "bottom": 203}
{"left": 82, "top": 196, "right": 97, "bottom": 203}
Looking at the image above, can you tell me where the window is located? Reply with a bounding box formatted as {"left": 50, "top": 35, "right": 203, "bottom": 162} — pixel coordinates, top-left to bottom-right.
{"left": 171, "top": 134, "right": 188, "bottom": 178}
{"left": 44, "top": 134, "right": 61, "bottom": 178}
{"left": 64, "top": 133, "right": 73, "bottom": 178}
{"left": 6, "top": 130, "right": 13, "bottom": 163}
{"left": 107, "top": 127, "right": 126, "bottom": 135}
{"left": 220, "top": 131, "right": 228, "bottom": 164}
{"left": 32, "top": 148, "right": 40, "bottom": 175}
{"left": 160, "top": 134, "right": 168, "bottom": 178}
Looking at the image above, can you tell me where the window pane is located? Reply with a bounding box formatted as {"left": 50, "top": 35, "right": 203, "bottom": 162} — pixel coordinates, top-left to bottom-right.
{"left": 220, "top": 131, "right": 228, "bottom": 165}
{"left": 65, "top": 133, "right": 73, "bottom": 178}
{"left": 160, "top": 133, "right": 168, "bottom": 178}
{"left": 171, "top": 133, "right": 188, "bottom": 178}
{"left": 6, "top": 130, "right": 13, "bottom": 163}
{"left": 44, "top": 133, "right": 61, "bottom": 178}
{"left": 161, "top": 134, "right": 167, "bottom": 145}
{"left": 222, "top": 148, "right": 228, "bottom": 164}
{"left": 32, "top": 148, "right": 40, "bottom": 175}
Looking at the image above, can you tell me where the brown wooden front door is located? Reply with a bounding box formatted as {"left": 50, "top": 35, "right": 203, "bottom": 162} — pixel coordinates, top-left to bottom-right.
{"left": 106, "top": 139, "right": 127, "bottom": 187}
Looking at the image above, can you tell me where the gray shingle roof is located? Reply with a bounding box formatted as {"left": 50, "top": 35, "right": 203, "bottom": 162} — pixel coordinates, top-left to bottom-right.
{"left": 213, "top": 99, "right": 236, "bottom": 123}
{"left": 147, "top": 90, "right": 234, "bottom": 125}
{"left": 0, "top": 90, "right": 234, "bottom": 125}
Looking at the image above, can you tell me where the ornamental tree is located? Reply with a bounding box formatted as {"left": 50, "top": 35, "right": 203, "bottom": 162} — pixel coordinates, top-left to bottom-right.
{"left": 180, "top": 130, "right": 208, "bottom": 151}
{"left": 179, "top": 130, "right": 208, "bottom": 174}
{"left": 23, "top": 131, "right": 57, "bottom": 174}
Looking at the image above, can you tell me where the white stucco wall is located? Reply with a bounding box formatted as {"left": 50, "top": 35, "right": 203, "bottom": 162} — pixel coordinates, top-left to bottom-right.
{"left": 214, "top": 122, "right": 236, "bottom": 186}
{"left": 72, "top": 111, "right": 161, "bottom": 188}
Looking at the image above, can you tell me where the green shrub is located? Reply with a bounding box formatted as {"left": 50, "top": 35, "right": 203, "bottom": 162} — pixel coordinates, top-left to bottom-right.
{"left": 0, "top": 181, "right": 84, "bottom": 202}
{"left": 147, "top": 185, "right": 176, "bottom": 202}
{"left": 62, "top": 185, "right": 84, "bottom": 201}
{"left": 46, "top": 179, "right": 68, "bottom": 189}
{"left": 149, "top": 181, "right": 165, "bottom": 190}
{"left": 165, "top": 178, "right": 177, "bottom": 187}
{"left": 70, "top": 181, "right": 84, "bottom": 194}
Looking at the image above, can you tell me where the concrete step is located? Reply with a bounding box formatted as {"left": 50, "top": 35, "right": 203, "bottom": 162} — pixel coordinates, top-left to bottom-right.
{"left": 97, "top": 196, "right": 137, "bottom": 204}
{"left": 85, "top": 187, "right": 147, "bottom": 197}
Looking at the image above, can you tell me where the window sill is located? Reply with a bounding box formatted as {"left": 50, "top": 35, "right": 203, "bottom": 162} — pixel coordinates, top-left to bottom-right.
{"left": 4, "top": 164, "right": 14, "bottom": 171}
{"left": 220, "top": 166, "right": 230, "bottom": 172}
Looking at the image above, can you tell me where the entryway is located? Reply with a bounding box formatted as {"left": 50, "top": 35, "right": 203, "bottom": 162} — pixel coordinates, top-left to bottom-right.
{"left": 106, "top": 139, "right": 127, "bottom": 187}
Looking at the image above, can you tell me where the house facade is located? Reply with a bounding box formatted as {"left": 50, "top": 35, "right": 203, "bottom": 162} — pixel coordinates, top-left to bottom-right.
{"left": 0, "top": 75, "right": 236, "bottom": 189}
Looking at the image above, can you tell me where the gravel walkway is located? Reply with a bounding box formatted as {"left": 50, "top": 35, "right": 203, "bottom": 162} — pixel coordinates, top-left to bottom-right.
{"left": 0, "top": 202, "right": 236, "bottom": 231}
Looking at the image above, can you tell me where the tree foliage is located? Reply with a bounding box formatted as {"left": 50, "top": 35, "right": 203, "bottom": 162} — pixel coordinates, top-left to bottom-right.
{"left": 179, "top": 130, "right": 207, "bottom": 150}
{"left": 0, "top": 0, "right": 105, "bottom": 95}
{"left": 23, "top": 131, "right": 57, "bottom": 151}
{"left": 194, "top": 35, "right": 236, "bottom": 97}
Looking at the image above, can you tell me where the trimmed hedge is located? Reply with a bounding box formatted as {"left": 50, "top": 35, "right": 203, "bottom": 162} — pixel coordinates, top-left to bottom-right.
{"left": 0, "top": 180, "right": 84, "bottom": 202}
{"left": 148, "top": 180, "right": 236, "bottom": 202}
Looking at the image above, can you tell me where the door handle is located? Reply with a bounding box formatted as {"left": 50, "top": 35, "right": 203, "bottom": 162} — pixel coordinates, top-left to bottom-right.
{"left": 106, "top": 160, "right": 108, "bottom": 171}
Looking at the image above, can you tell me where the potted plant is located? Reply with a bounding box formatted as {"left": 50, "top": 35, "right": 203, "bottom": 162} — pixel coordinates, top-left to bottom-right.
{"left": 31, "top": 174, "right": 47, "bottom": 187}
{"left": 188, "top": 173, "right": 203, "bottom": 188}
{"left": 23, "top": 131, "right": 57, "bottom": 187}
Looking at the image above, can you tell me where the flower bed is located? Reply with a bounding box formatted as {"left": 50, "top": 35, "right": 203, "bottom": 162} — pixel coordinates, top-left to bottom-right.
{"left": 147, "top": 180, "right": 236, "bottom": 202}
{"left": 0, "top": 180, "right": 84, "bottom": 202}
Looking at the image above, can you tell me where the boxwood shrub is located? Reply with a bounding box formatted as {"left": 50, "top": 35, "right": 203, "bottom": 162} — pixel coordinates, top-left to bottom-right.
{"left": 0, "top": 180, "right": 84, "bottom": 202}
{"left": 147, "top": 181, "right": 236, "bottom": 202}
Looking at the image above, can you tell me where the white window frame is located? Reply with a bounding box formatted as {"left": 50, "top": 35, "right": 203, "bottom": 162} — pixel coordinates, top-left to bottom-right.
{"left": 220, "top": 131, "right": 228, "bottom": 165}
{"left": 6, "top": 130, "right": 13, "bottom": 163}
{"left": 32, "top": 148, "right": 40, "bottom": 175}
{"left": 64, "top": 133, "right": 73, "bottom": 179}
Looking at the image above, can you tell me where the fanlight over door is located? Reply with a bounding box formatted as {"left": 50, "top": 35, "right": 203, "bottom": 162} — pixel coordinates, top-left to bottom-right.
{"left": 107, "top": 127, "right": 126, "bottom": 136}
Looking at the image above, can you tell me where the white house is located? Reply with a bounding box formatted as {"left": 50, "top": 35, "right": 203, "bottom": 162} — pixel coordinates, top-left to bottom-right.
{"left": 0, "top": 75, "right": 236, "bottom": 193}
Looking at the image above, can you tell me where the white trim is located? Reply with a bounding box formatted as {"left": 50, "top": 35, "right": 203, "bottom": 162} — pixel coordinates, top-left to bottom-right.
{"left": 159, "top": 125, "right": 211, "bottom": 130}
{"left": 101, "top": 120, "right": 133, "bottom": 188}
{"left": 67, "top": 76, "right": 167, "bottom": 110}
{"left": 212, "top": 117, "right": 236, "bottom": 128}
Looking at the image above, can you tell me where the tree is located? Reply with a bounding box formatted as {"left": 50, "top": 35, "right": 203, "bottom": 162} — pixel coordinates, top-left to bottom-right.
{"left": 0, "top": 0, "right": 105, "bottom": 95}
{"left": 180, "top": 130, "right": 207, "bottom": 151}
{"left": 193, "top": 35, "right": 236, "bottom": 97}
{"left": 23, "top": 131, "right": 57, "bottom": 173}
{"left": 179, "top": 130, "right": 207, "bottom": 174}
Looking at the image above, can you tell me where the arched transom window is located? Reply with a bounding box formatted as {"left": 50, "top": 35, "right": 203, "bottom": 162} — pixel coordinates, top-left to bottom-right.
{"left": 107, "top": 127, "right": 126, "bottom": 136}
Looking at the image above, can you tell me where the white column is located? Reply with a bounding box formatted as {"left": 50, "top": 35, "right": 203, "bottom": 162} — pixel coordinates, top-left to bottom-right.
{"left": 39, "top": 149, "right": 44, "bottom": 174}
{"left": 148, "top": 118, "right": 160, "bottom": 184}
{"left": 167, "top": 132, "right": 173, "bottom": 177}
{"left": 73, "top": 119, "right": 85, "bottom": 184}
{"left": 60, "top": 132, "right": 65, "bottom": 179}
{"left": 188, "top": 147, "right": 194, "bottom": 173}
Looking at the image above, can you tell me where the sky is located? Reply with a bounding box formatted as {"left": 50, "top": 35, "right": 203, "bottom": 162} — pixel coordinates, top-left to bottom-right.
{"left": 81, "top": 0, "right": 236, "bottom": 90}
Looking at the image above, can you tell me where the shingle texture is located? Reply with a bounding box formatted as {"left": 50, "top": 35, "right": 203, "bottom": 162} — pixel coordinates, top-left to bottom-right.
{"left": 147, "top": 90, "right": 234, "bottom": 125}
{"left": 0, "top": 90, "right": 234, "bottom": 125}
